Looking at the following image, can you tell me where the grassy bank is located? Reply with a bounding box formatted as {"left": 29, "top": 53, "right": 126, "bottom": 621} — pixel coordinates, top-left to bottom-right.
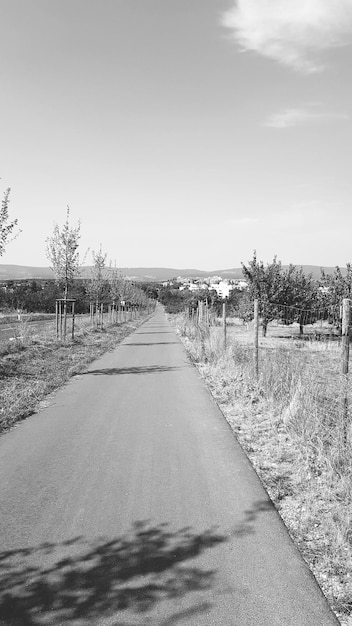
{"left": 171, "top": 313, "right": 352, "bottom": 626}
{"left": 0, "top": 314, "right": 150, "bottom": 434}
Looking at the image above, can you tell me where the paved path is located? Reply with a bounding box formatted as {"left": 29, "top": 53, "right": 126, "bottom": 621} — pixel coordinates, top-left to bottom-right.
{"left": 0, "top": 309, "right": 339, "bottom": 625}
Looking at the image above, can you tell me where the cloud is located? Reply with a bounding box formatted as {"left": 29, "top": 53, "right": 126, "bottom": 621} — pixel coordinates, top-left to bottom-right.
{"left": 229, "top": 216, "right": 261, "bottom": 226}
{"left": 265, "top": 106, "right": 350, "bottom": 128}
{"left": 223, "top": 0, "right": 352, "bottom": 72}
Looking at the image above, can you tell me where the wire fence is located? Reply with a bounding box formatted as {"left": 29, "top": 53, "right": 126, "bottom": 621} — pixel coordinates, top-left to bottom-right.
{"left": 180, "top": 297, "right": 352, "bottom": 446}
{"left": 175, "top": 298, "right": 352, "bottom": 621}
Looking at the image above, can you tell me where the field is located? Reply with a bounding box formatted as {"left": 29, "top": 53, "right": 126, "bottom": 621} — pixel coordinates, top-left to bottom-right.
{"left": 171, "top": 312, "right": 352, "bottom": 626}
{"left": 0, "top": 313, "right": 80, "bottom": 344}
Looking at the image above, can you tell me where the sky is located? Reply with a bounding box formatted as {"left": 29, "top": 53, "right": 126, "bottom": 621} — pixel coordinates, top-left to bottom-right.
{"left": 1, "top": 0, "right": 352, "bottom": 271}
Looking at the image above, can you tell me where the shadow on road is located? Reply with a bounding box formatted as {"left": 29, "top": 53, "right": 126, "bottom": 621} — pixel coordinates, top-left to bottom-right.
{"left": 0, "top": 522, "right": 226, "bottom": 625}
{"left": 232, "top": 499, "right": 276, "bottom": 537}
{"left": 135, "top": 332, "right": 175, "bottom": 336}
{"left": 122, "top": 342, "right": 181, "bottom": 347}
{"left": 159, "top": 602, "right": 213, "bottom": 625}
{"left": 85, "top": 365, "right": 185, "bottom": 376}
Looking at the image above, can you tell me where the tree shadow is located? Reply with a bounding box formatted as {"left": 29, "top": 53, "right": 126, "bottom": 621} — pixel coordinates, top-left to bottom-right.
{"left": 159, "top": 601, "right": 213, "bottom": 625}
{"left": 122, "top": 342, "right": 181, "bottom": 347}
{"left": 135, "top": 332, "right": 175, "bottom": 336}
{"left": 232, "top": 499, "right": 275, "bottom": 538}
{"left": 85, "top": 365, "right": 184, "bottom": 376}
{"left": 0, "top": 522, "right": 226, "bottom": 625}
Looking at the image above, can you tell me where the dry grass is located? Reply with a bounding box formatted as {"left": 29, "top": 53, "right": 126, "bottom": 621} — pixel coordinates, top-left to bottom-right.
{"left": 172, "top": 313, "right": 352, "bottom": 625}
{"left": 0, "top": 314, "right": 150, "bottom": 434}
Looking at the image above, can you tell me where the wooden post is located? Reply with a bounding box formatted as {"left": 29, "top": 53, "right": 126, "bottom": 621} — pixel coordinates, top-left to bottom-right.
{"left": 341, "top": 299, "right": 350, "bottom": 441}
{"left": 342, "top": 298, "right": 350, "bottom": 375}
{"left": 59, "top": 300, "right": 63, "bottom": 340}
{"left": 56, "top": 300, "right": 59, "bottom": 340}
{"left": 254, "top": 299, "right": 259, "bottom": 380}
{"left": 63, "top": 299, "right": 67, "bottom": 341}
{"left": 71, "top": 300, "right": 75, "bottom": 340}
{"left": 222, "top": 301, "right": 227, "bottom": 351}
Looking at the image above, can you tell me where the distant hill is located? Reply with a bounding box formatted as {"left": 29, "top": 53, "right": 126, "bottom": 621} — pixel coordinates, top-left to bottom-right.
{"left": 216, "top": 265, "right": 341, "bottom": 280}
{"left": 0, "top": 265, "right": 214, "bottom": 281}
{"left": 0, "top": 265, "right": 54, "bottom": 280}
{"left": 0, "top": 263, "right": 342, "bottom": 281}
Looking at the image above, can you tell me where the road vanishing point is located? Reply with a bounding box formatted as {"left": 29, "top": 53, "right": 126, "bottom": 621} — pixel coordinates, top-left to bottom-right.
{"left": 0, "top": 308, "right": 340, "bottom": 625}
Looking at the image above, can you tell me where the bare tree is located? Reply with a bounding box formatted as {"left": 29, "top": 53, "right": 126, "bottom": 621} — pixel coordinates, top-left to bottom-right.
{"left": 0, "top": 187, "right": 20, "bottom": 256}
{"left": 46, "top": 207, "right": 82, "bottom": 340}
{"left": 87, "top": 245, "right": 108, "bottom": 305}
{"left": 46, "top": 206, "right": 81, "bottom": 299}
{"left": 108, "top": 264, "right": 128, "bottom": 305}
{"left": 86, "top": 246, "right": 109, "bottom": 327}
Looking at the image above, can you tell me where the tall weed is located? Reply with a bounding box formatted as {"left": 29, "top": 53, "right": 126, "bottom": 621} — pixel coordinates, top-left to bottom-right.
{"left": 171, "top": 312, "right": 352, "bottom": 624}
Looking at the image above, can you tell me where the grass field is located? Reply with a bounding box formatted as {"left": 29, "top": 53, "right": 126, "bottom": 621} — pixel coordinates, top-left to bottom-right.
{"left": 0, "top": 314, "right": 91, "bottom": 345}
{"left": 171, "top": 312, "right": 352, "bottom": 626}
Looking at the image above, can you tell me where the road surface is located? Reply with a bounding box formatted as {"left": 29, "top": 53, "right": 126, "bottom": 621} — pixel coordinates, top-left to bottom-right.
{"left": 0, "top": 308, "right": 339, "bottom": 625}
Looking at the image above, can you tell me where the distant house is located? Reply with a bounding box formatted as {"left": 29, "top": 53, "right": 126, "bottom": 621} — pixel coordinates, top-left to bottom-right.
{"left": 211, "top": 281, "right": 232, "bottom": 298}
{"left": 234, "top": 280, "right": 248, "bottom": 291}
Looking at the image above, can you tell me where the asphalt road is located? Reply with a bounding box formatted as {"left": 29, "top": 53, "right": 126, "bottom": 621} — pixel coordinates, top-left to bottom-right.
{"left": 0, "top": 308, "right": 339, "bottom": 625}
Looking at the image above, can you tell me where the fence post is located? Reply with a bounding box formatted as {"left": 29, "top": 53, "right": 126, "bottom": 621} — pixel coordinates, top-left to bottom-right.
{"left": 205, "top": 298, "right": 209, "bottom": 330}
{"left": 72, "top": 301, "right": 75, "bottom": 340}
{"left": 55, "top": 300, "right": 59, "bottom": 340}
{"left": 222, "top": 301, "right": 227, "bottom": 350}
{"left": 254, "top": 299, "right": 259, "bottom": 380}
{"left": 342, "top": 298, "right": 350, "bottom": 375}
{"left": 341, "top": 299, "right": 350, "bottom": 441}
{"left": 59, "top": 300, "right": 63, "bottom": 340}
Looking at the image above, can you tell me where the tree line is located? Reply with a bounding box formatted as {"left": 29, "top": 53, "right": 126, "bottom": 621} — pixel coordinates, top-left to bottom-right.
{"left": 1, "top": 186, "right": 351, "bottom": 331}
{"left": 159, "top": 251, "right": 352, "bottom": 337}
{"left": 0, "top": 278, "right": 153, "bottom": 315}
{"left": 242, "top": 252, "right": 352, "bottom": 336}
{"left": 0, "top": 191, "right": 153, "bottom": 314}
